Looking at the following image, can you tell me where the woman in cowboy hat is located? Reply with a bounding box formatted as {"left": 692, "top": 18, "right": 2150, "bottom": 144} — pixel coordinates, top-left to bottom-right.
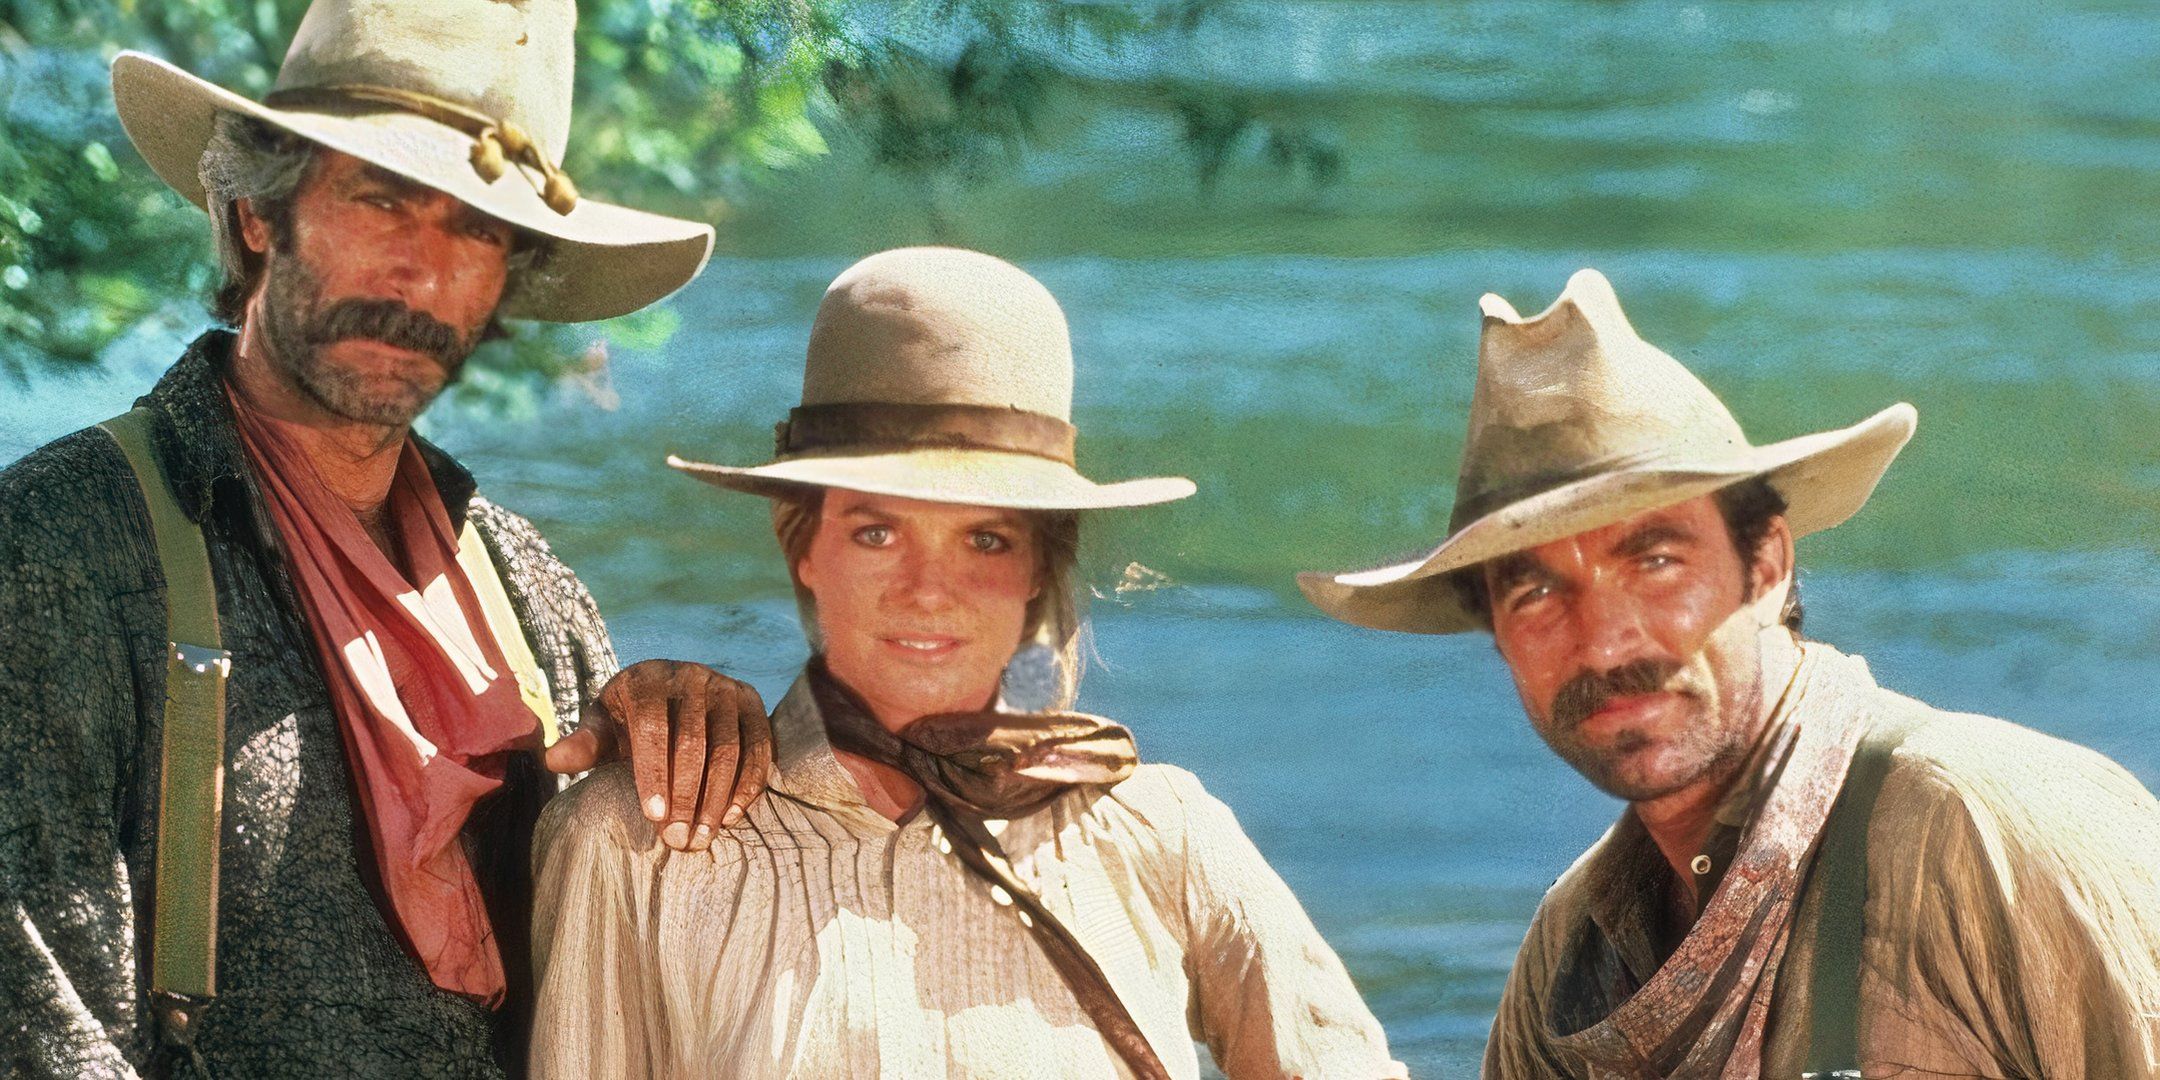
{"left": 527, "top": 247, "right": 1403, "bottom": 1079}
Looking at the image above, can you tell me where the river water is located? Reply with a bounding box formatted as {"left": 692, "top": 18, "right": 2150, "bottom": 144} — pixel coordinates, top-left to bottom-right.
{"left": 7, "top": 2, "right": 2160, "bottom": 1075}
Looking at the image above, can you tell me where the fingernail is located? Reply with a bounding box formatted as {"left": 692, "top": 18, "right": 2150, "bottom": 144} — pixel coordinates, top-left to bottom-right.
{"left": 722, "top": 806, "right": 744, "bottom": 828}
{"left": 645, "top": 794, "right": 666, "bottom": 819}
{"left": 662, "top": 821, "right": 690, "bottom": 848}
{"left": 692, "top": 825, "right": 713, "bottom": 849}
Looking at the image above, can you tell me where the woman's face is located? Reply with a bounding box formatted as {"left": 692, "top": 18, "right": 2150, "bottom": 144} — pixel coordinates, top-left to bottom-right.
{"left": 795, "top": 489, "right": 1041, "bottom": 729}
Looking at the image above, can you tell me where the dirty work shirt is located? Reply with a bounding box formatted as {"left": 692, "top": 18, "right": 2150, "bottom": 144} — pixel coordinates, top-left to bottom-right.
{"left": 531, "top": 675, "right": 1405, "bottom": 1080}
{"left": 0, "top": 332, "right": 617, "bottom": 1078}
{"left": 1484, "top": 643, "right": 2160, "bottom": 1079}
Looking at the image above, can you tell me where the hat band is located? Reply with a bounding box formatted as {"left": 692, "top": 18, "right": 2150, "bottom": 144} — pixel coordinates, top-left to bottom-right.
{"left": 776, "top": 403, "right": 1078, "bottom": 465}
{"left": 263, "top": 84, "right": 580, "bottom": 214}
{"left": 1447, "top": 443, "right": 1749, "bottom": 532}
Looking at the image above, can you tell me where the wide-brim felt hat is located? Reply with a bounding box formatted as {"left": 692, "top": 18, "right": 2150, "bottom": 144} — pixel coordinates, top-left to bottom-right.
{"left": 109, "top": 0, "right": 714, "bottom": 323}
{"left": 1298, "top": 269, "right": 1916, "bottom": 635}
{"left": 668, "top": 246, "right": 1195, "bottom": 512}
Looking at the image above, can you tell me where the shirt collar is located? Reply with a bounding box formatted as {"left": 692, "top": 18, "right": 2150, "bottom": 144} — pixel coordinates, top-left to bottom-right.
{"left": 1709, "top": 643, "right": 1816, "bottom": 830}
{"left": 766, "top": 672, "right": 894, "bottom": 832}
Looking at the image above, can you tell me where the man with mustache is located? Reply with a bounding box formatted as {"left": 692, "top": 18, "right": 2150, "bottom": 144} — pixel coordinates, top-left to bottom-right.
{"left": 1302, "top": 270, "right": 2160, "bottom": 1079}
{"left": 0, "top": 2, "right": 772, "bottom": 1076}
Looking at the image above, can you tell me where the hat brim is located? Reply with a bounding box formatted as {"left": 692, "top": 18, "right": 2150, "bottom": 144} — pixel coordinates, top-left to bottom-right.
{"left": 666, "top": 449, "right": 1196, "bottom": 511}
{"left": 111, "top": 51, "right": 714, "bottom": 323}
{"left": 1297, "top": 402, "right": 1917, "bottom": 634}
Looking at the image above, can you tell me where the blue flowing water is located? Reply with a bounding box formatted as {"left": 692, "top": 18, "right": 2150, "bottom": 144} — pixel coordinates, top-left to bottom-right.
{"left": 8, "top": 2, "right": 2160, "bottom": 1074}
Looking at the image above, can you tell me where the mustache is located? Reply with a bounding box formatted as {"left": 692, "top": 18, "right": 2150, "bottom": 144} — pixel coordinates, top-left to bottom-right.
{"left": 304, "top": 297, "right": 470, "bottom": 366}
{"left": 1549, "top": 658, "right": 1686, "bottom": 732}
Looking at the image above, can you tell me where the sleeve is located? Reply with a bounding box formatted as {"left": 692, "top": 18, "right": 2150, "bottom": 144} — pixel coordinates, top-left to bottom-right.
{"left": 529, "top": 765, "right": 663, "bottom": 1079}
{"left": 1154, "top": 767, "right": 1407, "bottom": 1080}
{"left": 1871, "top": 722, "right": 2160, "bottom": 1079}
{"left": 545, "top": 543, "right": 617, "bottom": 732}
{"left": 0, "top": 459, "right": 149, "bottom": 1077}
{"left": 1481, "top": 918, "right": 1565, "bottom": 1080}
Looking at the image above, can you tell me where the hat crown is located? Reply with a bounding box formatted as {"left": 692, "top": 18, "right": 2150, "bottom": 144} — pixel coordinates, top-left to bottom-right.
{"left": 1451, "top": 269, "right": 1748, "bottom": 529}
{"left": 803, "top": 247, "right": 1074, "bottom": 420}
{"left": 275, "top": 0, "right": 577, "bottom": 164}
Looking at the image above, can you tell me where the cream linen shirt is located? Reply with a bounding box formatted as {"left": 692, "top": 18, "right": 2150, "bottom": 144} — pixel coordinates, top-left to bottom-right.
{"left": 531, "top": 676, "right": 1404, "bottom": 1079}
{"left": 1484, "top": 662, "right": 2160, "bottom": 1079}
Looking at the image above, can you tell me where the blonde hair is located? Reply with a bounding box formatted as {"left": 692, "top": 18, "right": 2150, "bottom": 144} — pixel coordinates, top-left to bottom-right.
{"left": 772, "top": 488, "right": 1085, "bottom": 710}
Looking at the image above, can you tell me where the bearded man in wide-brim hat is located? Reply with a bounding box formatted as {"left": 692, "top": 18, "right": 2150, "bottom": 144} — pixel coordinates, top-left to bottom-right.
{"left": 1302, "top": 270, "right": 2160, "bottom": 1079}
{"left": 0, "top": 2, "right": 780, "bottom": 1075}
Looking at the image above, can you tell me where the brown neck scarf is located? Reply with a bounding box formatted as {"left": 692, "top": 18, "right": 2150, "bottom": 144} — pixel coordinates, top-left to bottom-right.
{"left": 807, "top": 661, "right": 1173, "bottom": 1079}
{"left": 807, "top": 658, "right": 1139, "bottom": 819}
{"left": 229, "top": 388, "right": 539, "bottom": 1006}
{"left": 1547, "top": 644, "right": 1876, "bottom": 1080}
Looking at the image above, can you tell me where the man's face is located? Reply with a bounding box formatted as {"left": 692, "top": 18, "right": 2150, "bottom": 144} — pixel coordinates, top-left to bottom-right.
{"left": 1483, "top": 494, "right": 1787, "bottom": 803}
{"left": 241, "top": 149, "right": 515, "bottom": 427}
{"left": 795, "top": 489, "right": 1042, "bottom": 728}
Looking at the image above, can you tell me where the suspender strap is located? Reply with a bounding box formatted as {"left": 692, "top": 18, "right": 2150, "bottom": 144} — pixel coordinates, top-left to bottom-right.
{"left": 1802, "top": 712, "right": 1919, "bottom": 1079}
{"left": 455, "top": 520, "right": 561, "bottom": 746}
{"left": 99, "top": 407, "right": 229, "bottom": 1052}
{"left": 926, "top": 804, "right": 1173, "bottom": 1080}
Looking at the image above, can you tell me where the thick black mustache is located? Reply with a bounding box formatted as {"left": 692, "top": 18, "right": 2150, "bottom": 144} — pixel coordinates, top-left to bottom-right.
{"left": 305, "top": 297, "right": 468, "bottom": 365}
{"left": 1550, "top": 658, "right": 1685, "bottom": 732}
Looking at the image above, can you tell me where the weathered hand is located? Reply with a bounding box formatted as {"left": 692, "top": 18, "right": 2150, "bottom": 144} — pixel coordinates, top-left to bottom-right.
{"left": 542, "top": 659, "right": 773, "bottom": 850}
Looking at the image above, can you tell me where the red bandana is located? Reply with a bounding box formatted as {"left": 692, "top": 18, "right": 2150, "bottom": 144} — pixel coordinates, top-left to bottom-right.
{"left": 230, "top": 388, "right": 539, "bottom": 1006}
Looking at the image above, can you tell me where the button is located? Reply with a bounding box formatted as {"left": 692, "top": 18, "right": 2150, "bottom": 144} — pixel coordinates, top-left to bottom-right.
{"left": 933, "top": 829, "right": 953, "bottom": 855}
{"left": 1017, "top": 909, "right": 1034, "bottom": 929}
{"left": 989, "top": 884, "right": 1013, "bottom": 907}
{"left": 1690, "top": 854, "right": 1713, "bottom": 875}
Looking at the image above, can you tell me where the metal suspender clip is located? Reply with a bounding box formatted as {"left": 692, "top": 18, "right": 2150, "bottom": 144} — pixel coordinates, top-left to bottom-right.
{"left": 150, "top": 986, "right": 214, "bottom": 1053}
{"left": 151, "top": 987, "right": 215, "bottom": 1077}
{"left": 173, "top": 643, "right": 232, "bottom": 678}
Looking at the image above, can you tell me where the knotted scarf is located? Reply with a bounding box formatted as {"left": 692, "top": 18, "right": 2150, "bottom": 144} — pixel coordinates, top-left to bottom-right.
{"left": 1547, "top": 644, "right": 1876, "bottom": 1078}
{"left": 808, "top": 659, "right": 1139, "bottom": 818}
{"left": 807, "top": 660, "right": 1171, "bottom": 1078}
{"left": 230, "top": 389, "right": 539, "bottom": 1006}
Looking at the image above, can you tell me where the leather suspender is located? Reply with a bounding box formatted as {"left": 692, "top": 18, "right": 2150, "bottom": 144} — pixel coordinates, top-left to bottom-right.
{"left": 1801, "top": 713, "right": 1918, "bottom": 1079}
{"left": 925, "top": 804, "right": 1173, "bottom": 1080}
{"left": 99, "top": 407, "right": 229, "bottom": 1061}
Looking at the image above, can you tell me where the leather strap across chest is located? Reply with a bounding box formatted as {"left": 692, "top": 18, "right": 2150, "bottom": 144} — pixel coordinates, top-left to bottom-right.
{"left": 1801, "top": 711, "right": 1922, "bottom": 1078}
{"left": 100, "top": 406, "right": 228, "bottom": 1067}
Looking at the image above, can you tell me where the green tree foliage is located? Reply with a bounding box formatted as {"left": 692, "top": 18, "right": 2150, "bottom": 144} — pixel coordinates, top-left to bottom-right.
{"left": 0, "top": 0, "right": 1340, "bottom": 394}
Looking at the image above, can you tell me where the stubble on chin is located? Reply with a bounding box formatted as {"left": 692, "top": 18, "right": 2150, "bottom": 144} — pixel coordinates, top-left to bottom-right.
{"left": 1542, "top": 718, "right": 1676, "bottom": 802}
{"left": 1537, "top": 692, "right": 1728, "bottom": 803}
{"left": 291, "top": 351, "right": 442, "bottom": 428}
{"left": 1555, "top": 675, "right": 1767, "bottom": 805}
{"left": 254, "top": 252, "right": 468, "bottom": 429}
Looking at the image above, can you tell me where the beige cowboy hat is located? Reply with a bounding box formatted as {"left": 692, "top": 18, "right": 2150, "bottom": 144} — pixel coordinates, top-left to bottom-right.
{"left": 108, "top": 0, "right": 713, "bottom": 323}
{"left": 668, "top": 246, "right": 1195, "bottom": 511}
{"left": 1299, "top": 268, "right": 1917, "bottom": 635}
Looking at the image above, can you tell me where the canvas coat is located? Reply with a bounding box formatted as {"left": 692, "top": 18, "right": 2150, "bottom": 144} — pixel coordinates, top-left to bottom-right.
{"left": 0, "top": 331, "right": 616, "bottom": 1078}
{"left": 1483, "top": 643, "right": 2160, "bottom": 1080}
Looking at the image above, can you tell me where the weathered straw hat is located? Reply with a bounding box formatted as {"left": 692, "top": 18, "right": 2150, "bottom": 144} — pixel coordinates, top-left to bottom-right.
{"left": 109, "top": 0, "right": 714, "bottom": 323}
{"left": 668, "top": 247, "right": 1195, "bottom": 511}
{"left": 1299, "top": 268, "right": 1916, "bottom": 635}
